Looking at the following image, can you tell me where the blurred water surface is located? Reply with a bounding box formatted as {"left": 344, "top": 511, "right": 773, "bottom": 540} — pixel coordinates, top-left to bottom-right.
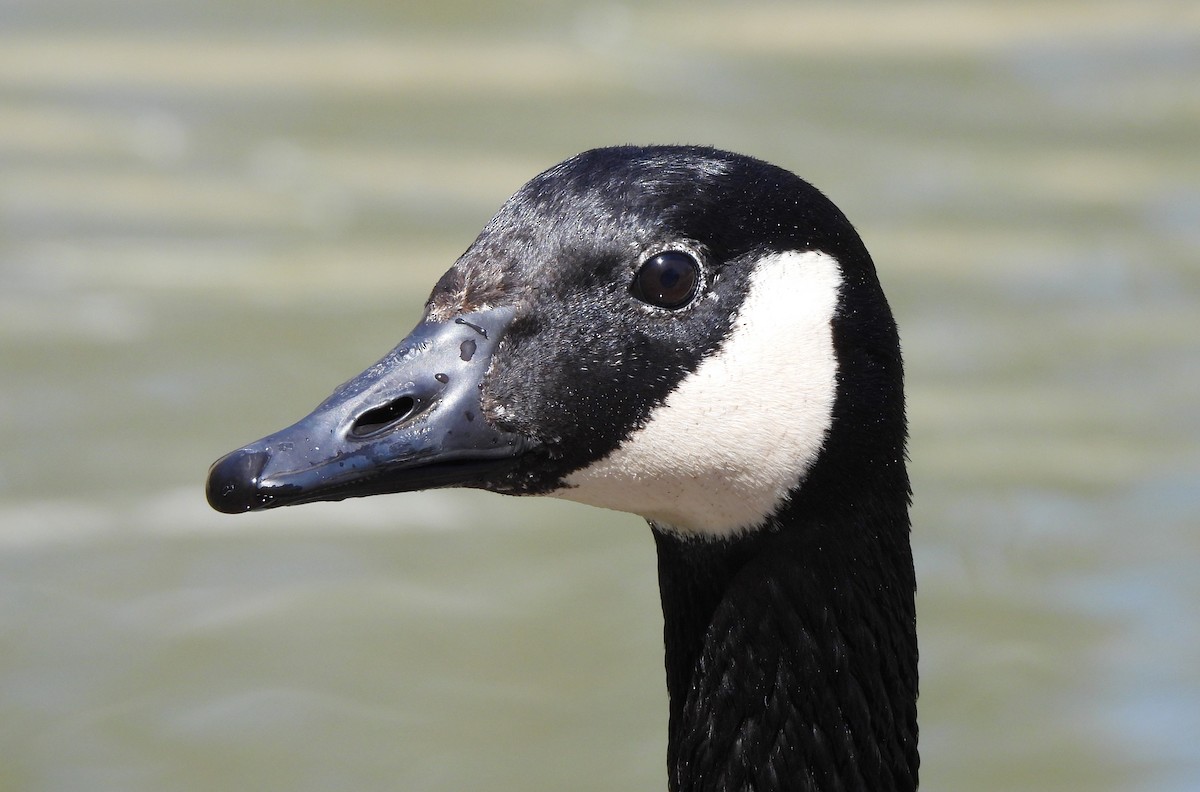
{"left": 1, "top": 1, "right": 1198, "bottom": 790}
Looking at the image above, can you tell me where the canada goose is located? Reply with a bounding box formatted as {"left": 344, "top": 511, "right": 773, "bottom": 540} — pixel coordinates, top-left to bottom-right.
{"left": 207, "top": 145, "right": 917, "bottom": 791}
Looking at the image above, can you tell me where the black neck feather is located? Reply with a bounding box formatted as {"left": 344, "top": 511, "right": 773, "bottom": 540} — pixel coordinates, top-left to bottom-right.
{"left": 652, "top": 489, "right": 917, "bottom": 792}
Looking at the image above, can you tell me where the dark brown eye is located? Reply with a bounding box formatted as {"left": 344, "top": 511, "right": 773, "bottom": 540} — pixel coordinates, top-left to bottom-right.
{"left": 631, "top": 251, "right": 700, "bottom": 309}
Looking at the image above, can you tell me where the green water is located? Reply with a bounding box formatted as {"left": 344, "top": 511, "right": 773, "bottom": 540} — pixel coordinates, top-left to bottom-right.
{"left": 2, "top": 2, "right": 1198, "bottom": 790}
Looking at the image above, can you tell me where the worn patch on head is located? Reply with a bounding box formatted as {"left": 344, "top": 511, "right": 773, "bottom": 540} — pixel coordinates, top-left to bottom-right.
{"left": 426, "top": 261, "right": 515, "bottom": 322}
{"left": 554, "top": 250, "right": 841, "bottom": 537}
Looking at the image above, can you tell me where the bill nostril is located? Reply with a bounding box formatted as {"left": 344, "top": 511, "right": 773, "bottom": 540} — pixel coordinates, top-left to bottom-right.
{"left": 350, "top": 396, "right": 418, "bottom": 438}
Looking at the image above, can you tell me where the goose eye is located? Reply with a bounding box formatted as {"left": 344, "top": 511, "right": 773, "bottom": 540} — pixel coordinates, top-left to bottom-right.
{"left": 631, "top": 251, "right": 700, "bottom": 310}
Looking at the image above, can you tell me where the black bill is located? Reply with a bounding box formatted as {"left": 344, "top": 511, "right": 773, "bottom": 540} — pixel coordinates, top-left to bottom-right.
{"left": 205, "top": 306, "right": 530, "bottom": 514}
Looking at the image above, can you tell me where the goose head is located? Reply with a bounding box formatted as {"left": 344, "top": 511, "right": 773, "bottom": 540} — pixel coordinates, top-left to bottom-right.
{"left": 207, "top": 146, "right": 905, "bottom": 536}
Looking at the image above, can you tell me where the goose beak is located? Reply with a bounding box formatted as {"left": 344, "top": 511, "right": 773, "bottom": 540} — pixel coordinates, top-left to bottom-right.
{"left": 205, "top": 305, "right": 530, "bottom": 514}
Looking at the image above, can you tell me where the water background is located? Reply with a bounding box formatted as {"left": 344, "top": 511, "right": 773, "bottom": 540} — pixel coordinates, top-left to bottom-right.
{"left": 2, "top": 1, "right": 1198, "bottom": 790}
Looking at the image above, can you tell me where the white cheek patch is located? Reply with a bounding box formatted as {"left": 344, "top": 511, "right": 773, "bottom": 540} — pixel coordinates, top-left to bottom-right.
{"left": 554, "top": 250, "right": 841, "bottom": 538}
